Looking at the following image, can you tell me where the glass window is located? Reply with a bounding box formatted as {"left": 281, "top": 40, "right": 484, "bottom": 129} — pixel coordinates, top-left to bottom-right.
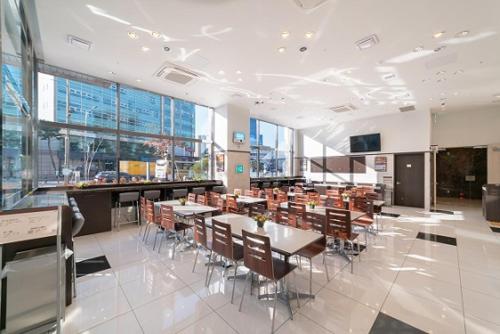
{"left": 173, "top": 99, "right": 211, "bottom": 140}
{"left": 120, "top": 86, "right": 161, "bottom": 134}
{"left": 250, "top": 118, "right": 258, "bottom": 146}
{"left": 277, "top": 126, "right": 292, "bottom": 177}
{"left": 119, "top": 135, "right": 165, "bottom": 182}
{"left": 174, "top": 139, "right": 209, "bottom": 181}
{"left": 250, "top": 147, "right": 259, "bottom": 178}
{"left": 163, "top": 96, "right": 172, "bottom": 135}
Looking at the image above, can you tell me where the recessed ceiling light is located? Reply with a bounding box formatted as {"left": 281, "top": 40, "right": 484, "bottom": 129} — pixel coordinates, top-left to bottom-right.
{"left": 163, "top": 46, "right": 171, "bottom": 52}
{"left": 237, "top": 78, "right": 243, "bottom": 82}
{"left": 128, "top": 31, "right": 139, "bottom": 39}
{"left": 299, "top": 46, "right": 308, "bottom": 52}
{"left": 151, "top": 31, "right": 161, "bottom": 39}
{"left": 236, "top": 70, "right": 242, "bottom": 75}
{"left": 136, "top": 79, "right": 142, "bottom": 82}
{"left": 278, "top": 46, "right": 286, "bottom": 53}
{"left": 281, "top": 31, "right": 290, "bottom": 39}
{"left": 433, "top": 31, "right": 445, "bottom": 39}
{"left": 413, "top": 46, "right": 424, "bottom": 52}
{"left": 218, "top": 70, "right": 225, "bottom": 75}
{"left": 453, "top": 92, "right": 459, "bottom": 96}
{"left": 141, "top": 46, "right": 150, "bottom": 52}
{"left": 456, "top": 30, "right": 469, "bottom": 37}
{"left": 305, "top": 31, "right": 314, "bottom": 39}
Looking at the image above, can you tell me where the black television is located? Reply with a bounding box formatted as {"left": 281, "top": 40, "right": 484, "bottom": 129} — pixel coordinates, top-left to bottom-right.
{"left": 350, "top": 133, "right": 381, "bottom": 153}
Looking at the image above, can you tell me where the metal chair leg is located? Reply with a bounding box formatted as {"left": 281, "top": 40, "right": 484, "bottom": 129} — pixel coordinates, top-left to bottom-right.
{"left": 158, "top": 229, "right": 166, "bottom": 253}
{"left": 292, "top": 271, "right": 300, "bottom": 308}
{"left": 309, "top": 257, "right": 313, "bottom": 296}
{"left": 231, "top": 261, "right": 238, "bottom": 304}
{"left": 171, "top": 232, "right": 178, "bottom": 260}
{"left": 205, "top": 250, "right": 213, "bottom": 286}
{"left": 192, "top": 246, "right": 199, "bottom": 273}
{"left": 239, "top": 272, "right": 251, "bottom": 312}
{"left": 271, "top": 281, "right": 278, "bottom": 333}
{"left": 207, "top": 255, "right": 218, "bottom": 286}
{"left": 323, "top": 252, "right": 330, "bottom": 282}
{"left": 153, "top": 226, "right": 159, "bottom": 250}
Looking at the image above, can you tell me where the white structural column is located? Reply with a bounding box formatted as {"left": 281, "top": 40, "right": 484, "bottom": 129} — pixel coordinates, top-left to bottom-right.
{"left": 214, "top": 104, "right": 250, "bottom": 193}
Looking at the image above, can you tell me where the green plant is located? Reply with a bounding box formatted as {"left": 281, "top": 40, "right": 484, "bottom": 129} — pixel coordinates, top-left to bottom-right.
{"left": 254, "top": 214, "right": 267, "bottom": 228}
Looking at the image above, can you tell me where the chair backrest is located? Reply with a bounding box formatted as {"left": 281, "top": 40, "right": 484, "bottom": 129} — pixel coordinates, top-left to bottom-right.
{"left": 211, "top": 219, "right": 235, "bottom": 259}
{"left": 250, "top": 187, "right": 261, "bottom": 197}
{"left": 72, "top": 212, "right": 85, "bottom": 237}
{"left": 323, "top": 196, "right": 335, "bottom": 208}
{"left": 325, "top": 208, "right": 352, "bottom": 240}
{"left": 172, "top": 188, "right": 188, "bottom": 199}
{"left": 276, "top": 206, "right": 297, "bottom": 227}
{"left": 244, "top": 189, "right": 254, "bottom": 197}
{"left": 192, "top": 187, "right": 206, "bottom": 195}
{"left": 193, "top": 215, "right": 209, "bottom": 248}
{"left": 248, "top": 203, "right": 267, "bottom": 218}
{"left": 144, "top": 190, "right": 161, "bottom": 200}
{"left": 294, "top": 186, "right": 304, "bottom": 194}
{"left": 352, "top": 196, "right": 368, "bottom": 212}
{"left": 226, "top": 195, "right": 239, "bottom": 213}
{"left": 212, "top": 185, "right": 226, "bottom": 194}
{"left": 242, "top": 229, "right": 274, "bottom": 280}
{"left": 217, "top": 198, "right": 225, "bottom": 211}
{"left": 264, "top": 188, "right": 274, "bottom": 198}
{"left": 308, "top": 192, "right": 320, "bottom": 202}
{"left": 208, "top": 191, "right": 220, "bottom": 207}
{"left": 365, "top": 192, "right": 379, "bottom": 201}
{"left": 294, "top": 194, "right": 308, "bottom": 204}
{"left": 187, "top": 193, "right": 197, "bottom": 203}
{"left": 326, "top": 189, "right": 339, "bottom": 197}
{"left": 145, "top": 200, "right": 158, "bottom": 224}
{"left": 304, "top": 212, "right": 327, "bottom": 236}
{"left": 119, "top": 191, "right": 139, "bottom": 203}
{"left": 160, "top": 204, "right": 176, "bottom": 230}
{"left": 197, "top": 194, "right": 207, "bottom": 205}
{"left": 266, "top": 196, "right": 279, "bottom": 213}
{"left": 277, "top": 192, "right": 288, "bottom": 203}
{"left": 288, "top": 202, "right": 306, "bottom": 222}
{"left": 140, "top": 196, "right": 146, "bottom": 215}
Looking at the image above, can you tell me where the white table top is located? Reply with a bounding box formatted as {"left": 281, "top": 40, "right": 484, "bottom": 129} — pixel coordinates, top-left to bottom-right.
{"left": 0, "top": 209, "right": 59, "bottom": 245}
{"left": 280, "top": 203, "right": 366, "bottom": 221}
{"left": 221, "top": 194, "right": 267, "bottom": 204}
{"left": 204, "top": 213, "right": 322, "bottom": 256}
{"left": 155, "top": 200, "right": 219, "bottom": 216}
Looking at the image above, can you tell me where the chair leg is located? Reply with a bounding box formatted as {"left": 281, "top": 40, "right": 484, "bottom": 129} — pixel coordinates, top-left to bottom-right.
{"left": 323, "top": 252, "right": 330, "bottom": 282}
{"left": 171, "top": 232, "right": 178, "bottom": 260}
{"left": 292, "top": 271, "right": 300, "bottom": 308}
{"left": 136, "top": 201, "right": 140, "bottom": 225}
{"left": 309, "top": 257, "right": 313, "bottom": 297}
{"left": 117, "top": 202, "right": 121, "bottom": 230}
{"left": 231, "top": 261, "right": 238, "bottom": 304}
{"left": 205, "top": 250, "right": 213, "bottom": 286}
{"left": 284, "top": 277, "right": 293, "bottom": 320}
{"left": 153, "top": 226, "right": 159, "bottom": 250}
{"left": 207, "top": 255, "right": 218, "bottom": 286}
{"left": 239, "top": 271, "right": 251, "bottom": 312}
{"left": 192, "top": 246, "right": 199, "bottom": 273}
{"left": 271, "top": 281, "right": 278, "bottom": 333}
{"left": 158, "top": 229, "right": 166, "bottom": 254}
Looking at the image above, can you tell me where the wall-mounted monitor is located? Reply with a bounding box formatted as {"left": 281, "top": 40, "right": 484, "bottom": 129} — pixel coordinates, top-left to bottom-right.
{"left": 233, "top": 131, "right": 245, "bottom": 144}
{"left": 350, "top": 133, "right": 381, "bottom": 153}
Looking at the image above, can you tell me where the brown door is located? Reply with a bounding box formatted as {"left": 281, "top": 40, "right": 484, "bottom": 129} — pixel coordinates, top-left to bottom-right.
{"left": 394, "top": 153, "right": 425, "bottom": 207}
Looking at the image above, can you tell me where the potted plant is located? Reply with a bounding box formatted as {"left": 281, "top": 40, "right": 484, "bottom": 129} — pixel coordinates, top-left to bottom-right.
{"left": 341, "top": 192, "right": 350, "bottom": 201}
{"left": 307, "top": 200, "right": 318, "bottom": 209}
{"left": 75, "top": 182, "right": 88, "bottom": 189}
{"left": 273, "top": 187, "right": 280, "bottom": 195}
{"left": 254, "top": 214, "right": 267, "bottom": 228}
{"left": 178, "top": 197, "right": 187, "bottom": 206}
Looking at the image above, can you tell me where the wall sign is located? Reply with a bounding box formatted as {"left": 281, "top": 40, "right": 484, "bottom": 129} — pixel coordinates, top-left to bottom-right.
{"left": 235, "top": 164, "right": 244, "bottom": 174}
{"left": 374, "top": 156, "right": 387, "bottom": 172}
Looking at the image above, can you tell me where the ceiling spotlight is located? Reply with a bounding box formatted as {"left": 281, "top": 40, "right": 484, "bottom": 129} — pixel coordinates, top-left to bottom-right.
{"left": 163, "top": 46, "right": 171, "bottom": 52}
{"left": 278, "top": 46, "right": 286, "bottom": 53}
{"left": 237, "top": 78, "right": 243, "bottom": 82}
{"left": 218, "top": 70, "right": 225, "bottom": 75}
{"left": 151, "top": 31, "right": 161, "bottom": 39}
{"left": 136, "top": 79, "right": 142, "bottom": 82}
{"left": 433, "top": 31, "right": 445, "bottom": 39}
{"left": 128, "top": 31, "right": 139, "bottom": 39}
{"left": 413, "top": 46, "right": 424, "bottom": 52}
{"left": 305, "top": 31, "right": 314, "bottom": 39}
{"left": 236, "top": 70, "right": 242, "bottom": 74}
{"left": 456, "top": 30, "right": 469, "bottom": 37}
{"left": 141, "top": 46, "right": 150, "bottom": 52}
{"left": 281, "top": 31, "right": 290, "bottom": 39}
{"left": 299, "top": 46, "right": 308, "bottom": 52}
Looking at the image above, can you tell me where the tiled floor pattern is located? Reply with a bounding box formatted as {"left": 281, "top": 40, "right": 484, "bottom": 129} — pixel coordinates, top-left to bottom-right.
{"left": 65, "top": 200, "right": 500, "bottom": 334}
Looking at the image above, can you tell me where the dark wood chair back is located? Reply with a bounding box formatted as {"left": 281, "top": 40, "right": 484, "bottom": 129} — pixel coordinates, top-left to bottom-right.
{"left": 264, "top": 188, "right": 274, "bottom": 198}
{"left": 248, "top": 203, "right": 267, "bottom": 218}
{"left": 187, "top": 193, "right": 197, "bottom": 203}
{"left": 226, "top": 195, "right": 239, "bottom": 213}
{"left": 242, "top": 229, "right": 274, "bottom": 280}
{"left": 208, "top": 192, "right": 220, "bottom": 207}
{"left": 304, "top": 212, "right": 327, "bottom": 235}
{"left": 277, "top": 192, "right": 288, "bottom": 203}
{"left": 244, "top": 189, "right": 254, "bottom": 197}
{"left": 325, "top": 208, "right": 352, "bottom": 240}
{"left": 193, "top": 215, "right": 209, "bottom": 248}
{"left": 145, "top": 199, "right": 159, "bottom": 224}
{"left": 211, "top": 219, "right": 235, "bottom": 259}
{"left": 160, "top": 204, "right": 176, "bottom": 230}
{"left": 140, "top": 196, "right": 146, "bottom": 218}
{"left": 288, "top": 202, "right": 306, "bottom": 221}
{"left": 197, "top": 194, "right": 207, "bottom": 205}
{"left": 294, "top": 194, "right": 308, "bottom": 204}
{"left": 308, "top": 192, "right": 320, "bottom": 202}
{"left": 276, "top": 206, "right": 297, "bottom": 227}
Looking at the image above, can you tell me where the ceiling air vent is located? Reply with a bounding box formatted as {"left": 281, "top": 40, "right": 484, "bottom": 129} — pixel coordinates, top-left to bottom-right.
{"left": 355, "top": 34, "right": 379, "bottom": 50}
{"left": 399, "top": 105, "right": 416, "bottom": 112}
{"left": 154, "top": 62, "right": 200, "bottom": 86}
{"left": 67, "top": 35, "right": 92, "bottom": 50}
{"left": 329, "top": 104, "right": 357, "bottom": 113}
{"left": 293, "top": 0, "right": 329, "bottom": 10}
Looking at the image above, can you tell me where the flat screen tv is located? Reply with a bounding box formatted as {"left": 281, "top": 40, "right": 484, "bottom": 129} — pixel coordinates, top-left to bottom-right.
{"left": 350, "top": 133, "right": 381, "bottom": 153}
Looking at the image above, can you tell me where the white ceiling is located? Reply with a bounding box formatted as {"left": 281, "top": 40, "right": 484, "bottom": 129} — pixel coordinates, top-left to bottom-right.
{"left": 34, "top": 0, "right": 500, "bottom": 129}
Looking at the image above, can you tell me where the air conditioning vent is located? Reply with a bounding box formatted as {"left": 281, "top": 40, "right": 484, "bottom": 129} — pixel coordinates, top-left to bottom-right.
{"left": 355, "top": 34, "right": 379, "bottom": 50}
{"left": 329, "top": 104, "right": 357, "bottom": 113}
{"left": 293, "top": 0, "right": 329, "bottom": 10}
{"left": 154, "top": 62, "right": 200, "bottom": 86}
{"left": 399, "top": 105, "right": 416, "bottom": 112}
{"left": 67, "top": 35, "right": 92, "bottom": 50}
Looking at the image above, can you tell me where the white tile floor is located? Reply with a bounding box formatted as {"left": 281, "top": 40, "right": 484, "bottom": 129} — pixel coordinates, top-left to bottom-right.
{"left": 65, "top": 200, "right": 500, "bottom": 334}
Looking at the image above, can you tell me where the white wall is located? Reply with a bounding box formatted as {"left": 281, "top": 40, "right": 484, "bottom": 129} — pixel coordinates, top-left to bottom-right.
{"left": 431, "top": 107, "right": 500, "bottom": 148}
{"left": 213, "top": 104, "right": 250, "bottom": 193}
{"left": 297, "top": 111, "right": 432, "bottom": 209}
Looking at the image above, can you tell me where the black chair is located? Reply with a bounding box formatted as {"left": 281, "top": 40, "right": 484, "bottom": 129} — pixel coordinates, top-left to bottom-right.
{"left": 192, "top": 187, "right": 206, "bottom": 195}
{"left": 212, "top": 185, "right": 226, "bottom": 194}
{"left": 172, "top": 188, "right": 188, "bottom": 199}
{"left": 114, "top": 192, "right": 140, "bottom": 229}
{"left": 71, "top": 210, "right": 85, "bottom": 297}
{"left": 144, "top": 190, "right": 161, "bottom": 201}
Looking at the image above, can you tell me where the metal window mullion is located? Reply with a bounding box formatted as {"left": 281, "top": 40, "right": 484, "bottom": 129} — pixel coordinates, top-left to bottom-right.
{"left": 170, "top": 98, "right": 175, "bottom": 181}
{"left": 115, "top": 83, "right": 120, "bottom": 180}
{"left": 275, "top": 123, "right": 278, "bottom": 177}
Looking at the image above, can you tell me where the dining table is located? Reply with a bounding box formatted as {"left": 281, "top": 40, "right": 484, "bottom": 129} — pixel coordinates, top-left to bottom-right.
{"left": 220, "top": 194, "right": 267, "bottom": 205}
{"left": 279, "top": 202, "right": 366, "bottom": 222}
{"left": 154, "top": 200, "right": 219, "bottom": 217}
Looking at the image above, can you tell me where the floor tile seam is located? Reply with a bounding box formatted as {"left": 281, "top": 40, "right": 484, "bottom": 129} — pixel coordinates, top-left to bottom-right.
{"left": 117, "top": 283, "right": 147, "bottom": 334}
{"left": 297, "top": 307, "right": 360, "bottom": 334}
{"left": 455, "top": 235, "right": 468, "bottom": 334}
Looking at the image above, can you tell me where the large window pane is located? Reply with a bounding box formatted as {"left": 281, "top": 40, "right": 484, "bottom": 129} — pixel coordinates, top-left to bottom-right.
{"left": 120, "top": 86, "right": 161, "bottom": 134}
{"left": 163, "top": 96, "right": 172, "bottom": 135}
{"left": 250, "top": 118, "right": 258, "bottom": 146}
{"left": 173, "top": 99, "right": 212, "bottom": 140}
{"left": 174, "top": 140, "right": 209, "bottom": 181}
{"left": 277, "top": 126, "right": 292, "bottom": 176}
{"left": 250, "top": 147, "right": 258, "bottom": 178}
{"left": 119, "top": 135, "right": 165, "bottom": 182}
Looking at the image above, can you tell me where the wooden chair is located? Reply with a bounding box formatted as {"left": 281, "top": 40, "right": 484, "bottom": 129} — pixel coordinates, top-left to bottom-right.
{"left": 294, "top": 186, "right": 304, "bottom": 194}
{"left": 158, "top": 204, "right": 193, "bottom": 259}
{"left": 250, "top": 187, "right": 261, "bottom": 197}
{"left": 326, "top": 189, "right": 339, "bottom": 197}
{"left": 276, "top": 206, "right": 297, "bottom": 227}
{"left": 266, "top": 196, "right": 280, "bottom": 219}
{"left": 352, "top": 197, "right": 374, "bottom": 245}
{"left": 288, "top": 202, "right": 306, "bottom": 227}
{"left": 298, "top": 212, "right": 330, "bottom": 295}
{"left": 207, "top": 191, "right": 220, "bottom": 207}
{"left": 308, "top": 192, "right": 320, "bottom": 202}
{"left": 197, "top": 194, "right": 208, "bottom": 205}
{"left": 139, "top": 196, "right": 146, "bottom": 235}
{"left": 264, "top": 188, "right": 274, "bottom": 198}
{"left": 187, "top": 193, "right": 197, "bottom": 203}
{"left": 325, "top": 208, "right": 360, "bottom": 273}
{"left": 226, "top": 195, "right": 242, "bottom": 214}
{"left": 207, "top": 219, "right": 244, "bottom": 303}
{"left": 239, "top": 230, "right": 299, "bottom": 333}
{"left": 143, "top": 199, "right": 160, "bottom": 244}
{"left": 192, "top": 215, "right": 212, "bottom": 285}
{"left": 244, "top": 189, "right": 254, "bottom": 197}
{"left": 248, "top": 203, "right": 267, "bottom": 218}
{"left": 294, "top": 193, "right": 308, "bottom": 205}
{"left": 277, "top": 192, "right": 288, "bottom": 203}
{"left": 216, "top": 197, "right": 226, "bottom": 213}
